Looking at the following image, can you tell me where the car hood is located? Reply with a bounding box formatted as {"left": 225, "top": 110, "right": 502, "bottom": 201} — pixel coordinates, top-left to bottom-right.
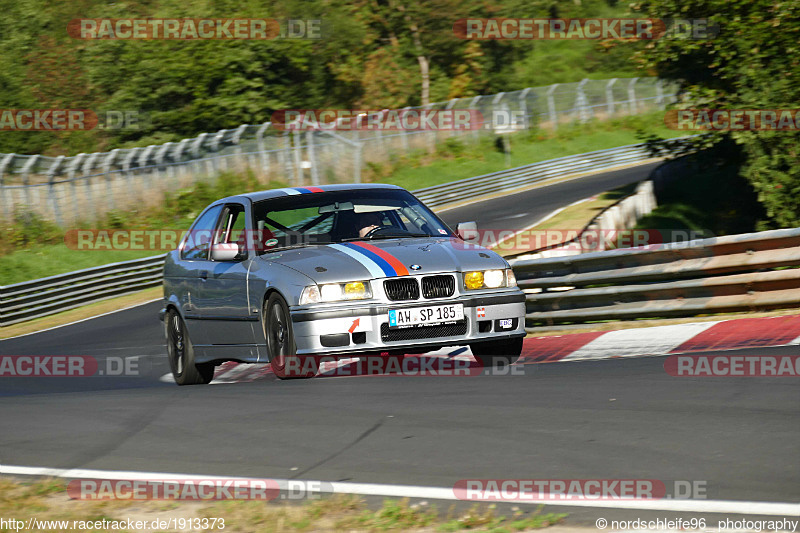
{"left": 257, "top": 237, "right": 508, "bottom": 284}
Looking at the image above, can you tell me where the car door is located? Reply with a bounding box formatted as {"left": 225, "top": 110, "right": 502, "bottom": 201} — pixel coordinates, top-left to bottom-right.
{"left": 191, "top": 202, "right": 259, "bottom": 357}
{"left": 179, "top": 203, "right": 224, "bottom": 345}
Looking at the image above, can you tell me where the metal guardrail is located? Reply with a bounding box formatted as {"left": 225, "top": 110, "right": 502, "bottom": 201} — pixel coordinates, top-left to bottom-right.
{"left": 414, "top": 142, "right": 663, "bottom": 209}
{"left": 0, "top": 255, "right": 165, "bottom": 326}
{"left": 511, "top": 228, "right": 800, "bottom": 329}
{"left": 0, "top": 142, "right": 670, "bottom": 327}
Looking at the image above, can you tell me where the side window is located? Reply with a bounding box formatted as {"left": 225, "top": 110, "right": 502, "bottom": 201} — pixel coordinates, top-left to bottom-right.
{"left": 213, "top": 204, "right": 248, "bottom": 259}
{"left": 182, "top": 205, "right": 223, "bottom": 260}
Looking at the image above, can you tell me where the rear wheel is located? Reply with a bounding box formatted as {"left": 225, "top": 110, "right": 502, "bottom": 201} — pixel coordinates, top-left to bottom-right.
{"left": 470, "top": 337, "right": 523, "bottom": 368}
{"left": 264, "top": 293, "right": 314, "bottom": 379}
{"left": 166, "top": 310, "right": 214, "bottom": 385}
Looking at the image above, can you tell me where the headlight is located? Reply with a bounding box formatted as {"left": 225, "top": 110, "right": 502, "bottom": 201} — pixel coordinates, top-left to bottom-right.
{"left": 463, "top": 269, "right": 513, "bottom": 290}
{"left": 484, "top": 270, "right": 504, "bottom": 288}
{"left": 300, "top": 281, "right": 372, "bottom": 304}
{"left": 464, "top": 271, "right": 484, "bottom": 290}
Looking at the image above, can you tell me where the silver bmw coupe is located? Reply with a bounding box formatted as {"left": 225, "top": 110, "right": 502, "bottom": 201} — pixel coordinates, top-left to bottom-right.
{"left": 161, "top": 184, "right": 525, "bottom": 383}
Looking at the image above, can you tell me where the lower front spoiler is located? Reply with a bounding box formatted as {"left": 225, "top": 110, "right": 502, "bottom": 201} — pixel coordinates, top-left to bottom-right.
{"left": 289, "top": 291, "right": 526, "bottom": 356}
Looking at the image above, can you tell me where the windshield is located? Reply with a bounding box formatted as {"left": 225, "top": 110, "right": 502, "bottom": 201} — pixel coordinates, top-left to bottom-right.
{"left": 251, "top": 188, "right": 453, "bottom": 252}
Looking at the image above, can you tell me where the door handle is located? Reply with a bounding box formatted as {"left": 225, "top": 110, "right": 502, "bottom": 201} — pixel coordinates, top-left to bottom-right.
{"left": 200, "top": 271, "right": 208, "bottom": 280}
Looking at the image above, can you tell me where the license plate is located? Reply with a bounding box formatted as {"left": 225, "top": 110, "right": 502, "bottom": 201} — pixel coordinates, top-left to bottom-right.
{"left": 388, "top": 304, "right": 464, "bottom": 328}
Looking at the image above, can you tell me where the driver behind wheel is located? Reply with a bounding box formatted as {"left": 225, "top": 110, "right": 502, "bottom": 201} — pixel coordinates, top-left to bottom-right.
{"left": 356, "top": 211, "right": 383, "bottom": 238}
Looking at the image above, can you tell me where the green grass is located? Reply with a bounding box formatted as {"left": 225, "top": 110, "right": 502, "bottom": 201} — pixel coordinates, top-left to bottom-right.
{"left": 370, "top": 111, "right": 684, "bottom": 191}
{"left": 0, "top": 111, "right": 683, "bottom": 286}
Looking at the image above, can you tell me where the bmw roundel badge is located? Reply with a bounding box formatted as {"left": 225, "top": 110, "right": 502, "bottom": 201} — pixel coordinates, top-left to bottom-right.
{"left": 410, "top": 264, "right": 421, "bottom": 271}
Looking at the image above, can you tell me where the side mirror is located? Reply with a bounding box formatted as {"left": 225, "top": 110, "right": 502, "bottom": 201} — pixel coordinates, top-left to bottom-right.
{"left": 210, "top": 242, "right": 240, "bottom": 261}
{"left": 456, "top": 221, "right": 478, "bottom": 241}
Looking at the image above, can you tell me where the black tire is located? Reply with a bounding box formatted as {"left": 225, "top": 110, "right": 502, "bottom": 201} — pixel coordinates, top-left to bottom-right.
{"left": 470, "top": 337, "right": 523, "bottom": 368}
{"left": 166, "top": 310, "right": 214, "bottom": 385}
{"left": 264, "top": 293, "right": 313, "bottom": 379}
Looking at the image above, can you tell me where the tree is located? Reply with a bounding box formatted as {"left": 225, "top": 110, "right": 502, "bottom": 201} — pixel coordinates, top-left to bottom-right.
{"left": 634, "top": 0, "right": 800, "bottom": 227}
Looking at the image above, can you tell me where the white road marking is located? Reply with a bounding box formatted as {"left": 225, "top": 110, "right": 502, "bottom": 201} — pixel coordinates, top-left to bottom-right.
{"left": 1, "top": 464, "right": 797, "bottom": 516}
{"left": 493, "top": 195, "right": 595, "bottom": 251}
{"left": 0, "top": 298, "right": 162, "bottom": 341}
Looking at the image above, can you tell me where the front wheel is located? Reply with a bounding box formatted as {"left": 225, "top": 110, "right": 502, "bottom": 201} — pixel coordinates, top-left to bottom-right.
{"left": 264, "top": 293, "right": 314, "bottom": 379}
{"left": 470, "top": 337, "right": 523, "bottom": 368}
{"left": 166, "top": 310, "right": 214, "bottom": 385}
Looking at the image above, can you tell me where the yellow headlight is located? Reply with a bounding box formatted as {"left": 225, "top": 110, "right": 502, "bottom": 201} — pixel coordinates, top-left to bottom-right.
{"left": 464, "top": 271, "right": 484, "bottom": 290}
{"left": 344, "top": 281, "right": 368, "bottom": 298}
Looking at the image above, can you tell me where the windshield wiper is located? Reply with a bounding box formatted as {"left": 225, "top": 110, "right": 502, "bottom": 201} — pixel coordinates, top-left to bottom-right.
{"left": 369, "top": 232, "right": 432, "bottom": 240}
{"left": 261, "top": 242, "right": 325, "bottom": 253}
{"left": 338, "top": 233, "right": 431, "bottom": 243}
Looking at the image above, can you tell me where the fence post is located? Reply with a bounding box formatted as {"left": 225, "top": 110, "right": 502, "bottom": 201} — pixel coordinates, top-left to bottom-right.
{"left": 173, "top": 139, "right": 189, "bottom": 187}
{"left": 137, "top": 145, "right": 157, "bottom": 197}
{"left": 292, "top": 132, "right": 303, "bottom": 185}
{"left": 354, "top": 142, "right": 362, "bottom": 183}
{"left": 282, "top": 132, "right": 292, "bottom": 183}
{"left": 518, "top": 88, "right": 532, "bottom": 130}
{"left": 605, "top": 78, "right": 617, "bottom": 117}
{"left": 655, "top": 78, "right": 664, "bottom": 107}
{"left": 469, "top": 96, "right": 482, "bottom": 142}
{"left": 576, "top": 78, "right": 591, "bottom": 123}
{"left": 155, "top": 143, "right": 173, "bottom": 195}
{"left": 81, "top": 152, "right": 100, "bottom": 220}
{"left": 546, "top": 84, "right": 559, "bottom": 129}
{"left": 232, "top": 124, "right": 249, "bottom": 171}
{"left": 0, "top": 154, "right": 15, "bottom": 221}
{"left": 46, "top": 155, "right": 65, "bottom": 226}
{"left": 210, "top": 129, "right": 226, "bottom": 173}
{"left": 67, "top": 154, "right": 86, "bottom": 224}
{"left": 256, "top": 122, "right": 270, "bottom": 179}
{"left": 102, "top": 150, "right": 118, "bottom": 211}
{"left": 190, "top": 133, "right": 208, "bottom": 184}
{"left": 19, "top": 155, "right": 39, "bottom": 216}
{"left": 627, "top": 77, "right": 639, "bottom": 115}
{"left": 306, "top": 130, "right": 320, "bottom": 186}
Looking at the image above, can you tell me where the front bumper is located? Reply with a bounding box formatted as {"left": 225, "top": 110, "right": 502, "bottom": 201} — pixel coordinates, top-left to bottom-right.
{"left": 289, "top": 290, "right": 526, "bottom": 355}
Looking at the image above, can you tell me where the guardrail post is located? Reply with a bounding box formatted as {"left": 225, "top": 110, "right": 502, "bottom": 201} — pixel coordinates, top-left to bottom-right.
{"left": 605, "top": 78, "right": 617, "bottom": 117}
{"left": 627, "top": 77, "right": 639, "bottom": 115}
{"left": 546, "top": 84, "right": 559, "bottom": 129}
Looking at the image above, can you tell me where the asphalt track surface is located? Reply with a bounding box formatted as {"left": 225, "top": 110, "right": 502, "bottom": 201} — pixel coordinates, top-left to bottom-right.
{"left": 2, "top": 161, "right": 799, "bottom": 520}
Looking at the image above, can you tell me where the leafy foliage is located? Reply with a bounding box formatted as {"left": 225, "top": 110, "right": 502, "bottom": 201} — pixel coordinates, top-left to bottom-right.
{"left": 0, "top": 0, "right": 641, "bottom": 155}
{"left": 633, "top": 0, "right": 800, "bottom": 228}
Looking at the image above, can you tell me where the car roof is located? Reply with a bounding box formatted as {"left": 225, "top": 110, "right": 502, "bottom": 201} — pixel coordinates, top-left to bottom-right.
{"left": 218, "top": 183, "right": 407, "bottom": 205}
